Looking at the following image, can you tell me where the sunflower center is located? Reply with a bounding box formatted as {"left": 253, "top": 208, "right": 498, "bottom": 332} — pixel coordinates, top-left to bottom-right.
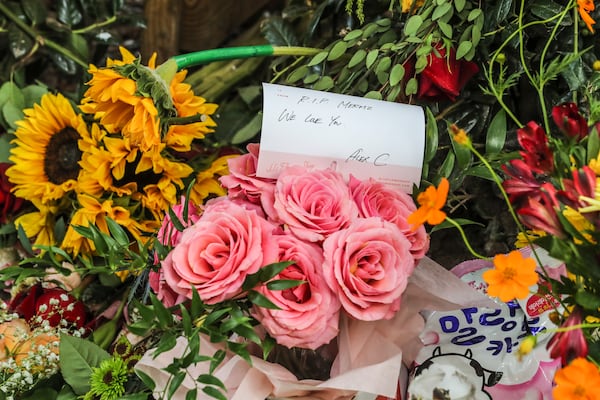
{"left": 44, "top": 127, "right": 82, "bottom": 184}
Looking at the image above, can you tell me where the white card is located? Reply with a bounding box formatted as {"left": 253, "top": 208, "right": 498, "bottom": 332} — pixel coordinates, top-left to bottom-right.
{"left": 256, "top": 83, "right": 425, "bottom": 192}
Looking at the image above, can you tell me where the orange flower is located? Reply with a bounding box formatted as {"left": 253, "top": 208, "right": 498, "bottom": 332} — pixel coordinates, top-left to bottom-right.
{"left": 407, "top": 178, "right": 449, "bottom": 231}
{"left": 553, "top": 357, "right": 600, "bottom": 400}
{"left": 578, "top": 0, "right": 596, "bottom": 33}
{"left": 482, "top": 250, "right": 539, "bottom": 302}
{"left": 450, "top": 124, "right": 471, "bottom": 146}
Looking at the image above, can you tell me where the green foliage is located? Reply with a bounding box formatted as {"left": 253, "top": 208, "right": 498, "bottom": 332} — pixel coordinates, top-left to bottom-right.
{"left": 0, "top": 0, "right": 144, "bottom": 90}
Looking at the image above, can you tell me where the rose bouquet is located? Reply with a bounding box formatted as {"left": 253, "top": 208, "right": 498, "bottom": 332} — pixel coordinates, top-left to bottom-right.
{"left": 135, "top": 143, "right": 495, "bottom": 400}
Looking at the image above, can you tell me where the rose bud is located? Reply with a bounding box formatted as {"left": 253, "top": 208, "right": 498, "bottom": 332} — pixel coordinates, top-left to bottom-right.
{"left": 35, "top": 288, "right": 87, "bottom": 329}
{"left": 552, "top": 102, "right": 588, "bottom": 141}
{"left": 0, "top": 162, "right": 25, "bottom": 224}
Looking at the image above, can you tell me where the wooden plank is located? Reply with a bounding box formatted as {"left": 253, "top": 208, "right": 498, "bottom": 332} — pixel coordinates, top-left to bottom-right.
{"left": 178, "top": 0, "right": 273, "bottom": 52}
{"left": 141, "top": 0, "right": 182, "bottom": 63}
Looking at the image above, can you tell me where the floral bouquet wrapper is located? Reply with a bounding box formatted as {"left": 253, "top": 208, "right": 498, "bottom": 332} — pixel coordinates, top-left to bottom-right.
{"left": 137, "top": 257, "right": 496, "bottom": 400}
{"left": 407, "top": 247, "right": 564, "bottom": 400}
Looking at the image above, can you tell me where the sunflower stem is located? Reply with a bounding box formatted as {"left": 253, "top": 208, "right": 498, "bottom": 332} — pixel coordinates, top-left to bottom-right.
{"left": 170, "top": 45, "right": 321, "bottom": 70}
{"left": 0, "top": 2, "right": 88, "bottom": 69}
{"left": 163, "top": 113, "right": 207, "bottom": 126}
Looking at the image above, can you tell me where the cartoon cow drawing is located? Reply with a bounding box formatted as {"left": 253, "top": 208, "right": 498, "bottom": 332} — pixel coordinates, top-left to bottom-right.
{"left": 410, "top": 347, "right": 503, "bottom": 400}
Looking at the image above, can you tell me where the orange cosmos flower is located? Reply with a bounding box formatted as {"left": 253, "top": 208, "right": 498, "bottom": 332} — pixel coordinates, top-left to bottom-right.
{"left": 407, "top": 177, "right": 449, "bottom": 231}
{"left": 553, "top": 357, "right": 600, "bottom": 400}
{"left": 482, "top": 250, "right": 539, "bottom": 302}
{"left": 578, "top": 0, "right": 596, "bottom": 33}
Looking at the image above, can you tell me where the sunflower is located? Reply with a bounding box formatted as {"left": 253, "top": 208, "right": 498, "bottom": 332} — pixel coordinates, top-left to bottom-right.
{"left": 78, "top": 143, "right": 138, "bottom": 198}
{"left": 189, "top": 154, "right": 233, "bottom": 205}
{"left": 62, "top": 194, "right": 150, "bottom": 257}
{"left": 164, "top": 70, "right": 218, "bottom": 152}
{"left": 138, "top": 152, "right": 194, "bottom": 219}
{"left": 7, "top": 93, "right": 87, "bottom": 204}
{"left": 81, "top": 48, "right": 164, "bottom": 151}
{"left": 13, "top": 200, "right": 60, "bottom": 248}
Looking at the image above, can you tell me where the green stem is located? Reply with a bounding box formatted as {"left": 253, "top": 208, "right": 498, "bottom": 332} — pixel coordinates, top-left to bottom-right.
{"left": 172, "top": 45, "right": 321, "bottom": 70}
{"left": 536, "top": 3, "right": 571, "bottom": 133}
{"left": 0, "top": 2, "right": 88, "bottom": 69}
{"left": 72, "top": 15, "right": 117, "bottom": 34}
{"left": 463, "top": 139, "right": 553, "bottom": 280}
{"left": 445, "top": 217, "right": 490, "bottom": 260}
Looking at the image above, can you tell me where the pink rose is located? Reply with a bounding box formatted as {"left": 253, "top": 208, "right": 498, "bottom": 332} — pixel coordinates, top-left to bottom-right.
{"left": 252, "top": 233, "right": 340, "bottom": 349}
{"left": 219, "top": 143, "right": 276, "bottom": 213}
{"left": 349, "top": 175, "right": 429, "bottom": 260}
{"left": 270, "top": 166, "right": 358, "bottom": 242}
{"left": 322, "top": 217, "right": 415, "bottom": 321}
{"left": 149, "top": 269, "right": 188, "bottom": 307}
{"left": 161, "top": 199, "right": 279, "bottom": 304}
{"left": 157, "top": 196, "right": 202, "bottom": 247}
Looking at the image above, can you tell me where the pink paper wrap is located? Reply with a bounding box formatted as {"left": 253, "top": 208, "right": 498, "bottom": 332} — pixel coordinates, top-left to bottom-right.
{"left": 136, "top": 257, "right": 496, "bottom": 400}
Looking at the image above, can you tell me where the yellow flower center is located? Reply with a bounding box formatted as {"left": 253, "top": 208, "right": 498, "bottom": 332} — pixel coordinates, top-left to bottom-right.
{"left": 502, "top": 265, "right": 517, "bottom": 280}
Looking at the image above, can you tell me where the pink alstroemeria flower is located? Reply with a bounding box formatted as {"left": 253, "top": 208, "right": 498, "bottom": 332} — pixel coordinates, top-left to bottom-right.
{"left": 547, "top": 307, "right": 588, "bottom": 367}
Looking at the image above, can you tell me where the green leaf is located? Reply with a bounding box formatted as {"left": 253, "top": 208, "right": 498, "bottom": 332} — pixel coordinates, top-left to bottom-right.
{"left": 588, "top": 125, "right": 600, "bottom": 164}
{"left": 202, "top": 385, "right": 227, "bottom": 400}
{"left": 266, "top": 279, "right": 305, "bottom": 291}
{"left": 50, "top": 52, "right": 78, "bottom": 75}
{"left": 287, "top": 66, "right": 309, "bottom": 83}
{"left": 247, "top": 290, "right": 279, "bottom": 309}
{"left": 424, "top": 107, "right": 438, "bottom": 163}
{"left": 308, "top": 51, "right": 328, "bottom": 66}
{"left": 348, "top": 49, "right": 366, "bottom": 69}
{"left": 312, "top": 76, "right": 334, "bottom": 91}
{"left": 167, "top": 372, "right": 186, "bottom": 400}
{"left": 375, "top": 56, "right": 392, "bottom": 75}
{"left": 344, "top": 29, "right": 363, "bottom": 41}
{"left": 575, "top": 290, "right": 600, "bottom": 310}
{"left": 22, "top": 0, "right": 47, "bottom": 25}
{"left": 186, "top": 388, "right": 198, "bottom": 400}
{"left": 59, "top": 334, "right": 110, "bottom": 395}
{"left": 432, "top": 3, "right": 452, "bottom": 20}
{"left": 366, "top": 49, "right": 379, "bottom": 69}
{"left": 57, "top": 0, "right": 82, "bottom": 25}
{"left": 154, "top": 332, "right": 177, "bottom": 355}
{"left": 135, "top": 369, "right": 157, "bottom": 391}
{"left": 438, "top": 20, "right": 452, "bottom": 38}
{"left": 56, "top": 385, "right": 78, "bottom": 400}
{"left": 69, "top": 32, "right": 89, "bottom": 60}
{"left": 231, "top": 113, "right": 262, "bottom": 144}
{"left": 454, "top": 0, "right": 466, "bottom": 12}
{"left": 261, "top": 16, "right": 299, "bottom": 46}
{"left": 364, "top": 91, "right": 382, "bottom": 100}
{"left": 404, "top": 15, "right": 423, "bottom": 36}
{"left": 2, "top": 102, "right": 24, "bottom": 130}
{"left": 437, "top": 151, "right": 455, "bottom": 178}
{"left": 327, "top": 41, "right": 348, "bottom": 61}
{"left": 485, "top": 109, "right": 507, "bottom": 154}
{"left": 22, "top": 84, "right": 48, "bottom": 107}
{"left": 456, "top": 41, "right": 472, "bottom": 59}
{"left": 150, "top": 293, "right": 175, "bottom": 328}
{"left": 197, "top": 374, "right": 226, "bottom": 389}
{"left": 389, "top": 64, "right": 405, "bottom": 87}
{"left": 8, "top": 24, "right": 35, "bottom": 59}
{"left": 405, "top": 77, "right": 418, "bottom": 95}
{"left": 468, "top": 8, "right": 483, "bottom": 21}
{"left": 106, "top": 218, "right": 131, "bottom": 247}
{"left": 20, "top": 388, "right": 57, "bottom": 400}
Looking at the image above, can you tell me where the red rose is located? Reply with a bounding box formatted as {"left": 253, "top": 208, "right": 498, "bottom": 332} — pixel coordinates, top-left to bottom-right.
{"left": 417, "top": 45, "right": 479, "bottom": 102}
{"left": 0, "top": 163, "right": 25, "bottom": 224}
{"left": 9, "top": 284, "right": 88, "bottom": 329}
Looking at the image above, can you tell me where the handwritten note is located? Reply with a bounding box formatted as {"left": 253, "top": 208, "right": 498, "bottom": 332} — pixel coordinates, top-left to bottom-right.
{"left": 256, "top": 83, "right": 425, "bottom": 192}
